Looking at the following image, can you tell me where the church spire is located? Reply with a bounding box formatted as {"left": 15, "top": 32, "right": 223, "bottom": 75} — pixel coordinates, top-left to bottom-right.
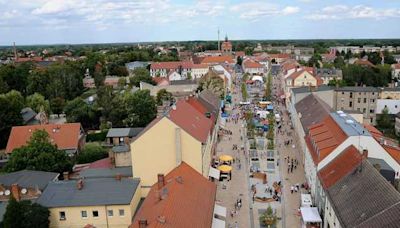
{"left": 225, "top": 34, "right": 228, "bottom": 42}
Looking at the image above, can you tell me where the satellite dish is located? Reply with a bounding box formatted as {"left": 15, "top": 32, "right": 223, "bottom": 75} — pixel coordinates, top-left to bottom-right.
{"left": 0, "top": 191, "right": 4, "bottom": 196}
{"left": 4, "top": 190, "right": 10, "bottom": 196}
{"left": 88, "top": 96, "right": 94, "bottom": 102}
{"left": 21, "top": 188, "right": 27, "bottom": 194}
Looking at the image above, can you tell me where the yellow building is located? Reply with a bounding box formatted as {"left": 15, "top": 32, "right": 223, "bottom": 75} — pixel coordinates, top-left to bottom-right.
{"left": 37, "top": 178, "right": 141, "bottom": 228}
{"left": 380, "top": 88, "right": 400, "bottom": 99}
{"left": 131, "top": 95, "right": 219, "bottom": 196}
{"left": 285, "top": 68, "right": 321, "bottom": 94}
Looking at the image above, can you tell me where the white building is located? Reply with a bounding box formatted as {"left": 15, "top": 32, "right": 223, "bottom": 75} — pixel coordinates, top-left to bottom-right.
{"left": 376, "top": 99, "right": 400, "bottom": 114}
{"left": 242, "top": 59, "right": 265, "bottom": 75}
{"left": 191, "top": 64, "right": 209, "bottom": 79}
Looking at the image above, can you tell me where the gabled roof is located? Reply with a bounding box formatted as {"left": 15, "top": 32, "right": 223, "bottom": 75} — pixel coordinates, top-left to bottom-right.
{"left": 187, "top": 96, "right": 216, "bottom": 123}
{"left": 6, "top": 123, "right": 83, "bottom": 153}
{"left": 318, "top": 146, "right": 362, "bottom": 189}
{"left": 295, "top": 94, "right": 332, "bottom": 133}
{"left": 288, "top": 69, "right": 315, "bottom": 80}
{"left": 201, "top": 56, "right": 234, "bottom": 64}
{"left": 243, "top": 60, "right": 263, "bottom": 68}
{"left": 382, "top": 145, "right": 400, "bottom": 165}
{"left": 326, "top": 160, "right": 400, "bottom": 227}
{"left": 131, "top": 162, "right": 216, "bottom": 228}
{"left": 192, "top": 63, "right": 208, "bottom": 69}
{"left": 198, "top": 89, "right": 220, "bottom": 115}
{"left": 268, "top": 53, "right": 291, "bottom": 59}
{"left": 0, "top": 170, "right": 58, "bottom": 190}
{"left": 169, "top": 99, "right": 213, "bottom": 143}
{"left": 354, "top": 59, "right": 375, "bottom": 67}
{"left": 37, "top": 178, "right": 140, "bottom": 207}
{"left": 106, "top": 128, "right": 144, "bottom": 138}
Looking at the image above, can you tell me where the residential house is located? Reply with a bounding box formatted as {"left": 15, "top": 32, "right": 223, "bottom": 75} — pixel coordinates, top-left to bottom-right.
{"left": 285, "top": 68, "right": 321, "bottom": 94}
{"left": 212, "top": 65, "right": 233, "bottom": 89}
{"left": 130, "top": 92, "right": 219, "bottom": 196}
{"left": 380, "top": 87, "right": 400, "bottom": 99}
{"left": 200, "top": 56, "right": 234, "bottom": 65}
{"left": 376, "top": 99, "right": 400, "bottom": 114}
{"left": 20, "top": 107, "right": 39, "bottom": 125}
{"left": 391, "top": 63, "right": 400, "bottom": 80}
{"left": 139, "top": 81, "right": 198, "bottom": 97}
{"left": 106, "top": 128, "right": 144, "bottom": 167}
{"left": 191, "top": 64, "right": 209, "bottom": 79}
{"left": 268, "top": 53, "right": 291, "bottom": 64}
{"left": 150, "top": 61, "right": 193, "bottom": 78}
{"left": 242, "top": 59, "right": 264, "bottom": 75}
{"left": 334, "top": 87, "right": 380, "bottom": 124}
{"left": 396, "top": 112, "right": 400, "bottom": 135}
{"left": 0, "top": 170, "right": 59, "bottom": 222}
{"left": 321, "top": 49, "right": 337, "bottom": 63}
{"left": 167, "top": 71, "right": 183, "bottom": 81}
{"left": 37, "top": 178, "right": 141, "bottom": 228}
{"left": 6, "top": 123, "right": 85, "bottom": 155}
{"left": 131, "top": 162, "right": 224, "bottom": 228}
{"left": 314, "top": 68, "right": 343, "bottom": 85}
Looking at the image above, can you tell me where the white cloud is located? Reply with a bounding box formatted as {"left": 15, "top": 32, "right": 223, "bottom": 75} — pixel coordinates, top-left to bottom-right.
{"left": 307, "top": 4, "right": 400, "bottom": 20}
{"left": 230, "top": 2, "right": 300, "bottom": 20}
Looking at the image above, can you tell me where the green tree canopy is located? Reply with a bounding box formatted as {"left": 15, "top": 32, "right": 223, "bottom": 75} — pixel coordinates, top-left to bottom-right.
{"left": 129, "top": 67, "right": 153, "bottom": 87}
{"left": 198, "top": 71, "right": 225, "bottom": 98}
{"left": 26, "top": 93, "right": 50, "bottom": 115}
{"left": 0, "top": 90, "right": 24, "bottom": 148}
{"left": 156, "top": 89, "right": 173, "bottom": 105}
{"left": 76, "top": 142, "right": 108, "bottom": 164}
{"left": 50, "top": 97, "right": 66, "bottom": 115}
{"left": 2, "top": 197, "right": 50, "bottom": 228}
{"left": 123, "top": 90, "right": 157, "bottom": 127}
{"left": 64, "top": 98, "right": 99, "bottom": 129}
{"left": 4, "top": 129, "right": 72, "bottom": 173}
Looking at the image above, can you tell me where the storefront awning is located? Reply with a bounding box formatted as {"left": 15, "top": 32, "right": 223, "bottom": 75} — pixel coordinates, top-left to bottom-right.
{"left": 300, "top": 207, "right": 322, "bottom": 223}
{"left": 213, "top": 204, "right": 226, "bottom": 218}
{"left": 208, "top": 167, "right": 220, "bottom": 179}
{"left": 211, "top": 218, "right": 226, "bottom": 228}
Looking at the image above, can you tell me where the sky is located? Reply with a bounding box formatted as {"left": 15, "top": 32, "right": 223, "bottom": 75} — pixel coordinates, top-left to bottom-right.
{"left": 1, "top": 0, "right": 400, "bottom": 45}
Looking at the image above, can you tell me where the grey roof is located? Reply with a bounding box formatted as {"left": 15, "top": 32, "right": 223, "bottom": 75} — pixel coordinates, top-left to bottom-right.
{"left": 198, "top": 89, "right": 220, "bottom": 115}
{"left": 112, "top": 144, "right": 130, "bottom": 153}
{"left": 106, "top": 128, "right": 144, "bottom": 138}
{"left": 79, "top": 167, "right": 133, "bottom": 179}
{"left": 295, "top": 94, "right": 332, "bottom": 133}
{"left": 125, "top": 61, "right": 149, "bottom": 70}
{"left": 315, "top": 68, "right": 343, "bottom": 78}
{"left": 327, "top": 160, "right": 400, "bottom": 228}
{"left": 291, "top": 85, "right": 334, "bottom": 94}
{"left": 169, "top": 79, "right": 197, "bottom": 85}
{"left": 0, "top": 170, "right": 59, "bottom": 190}
{"left": 0, "top": 201, "right": 8, "bottom": 222}
{"left": 355, "top": 202, "right": 400, "bottom": 228}
{"left": 335, "top": 86, "right": 380, "bottom": 92}
{"left": 382, "top": 87, "right": 400, "bottom": 92}
{"left": 367, "top": 157, "right": 394, "bottom": 171}
{"left": 20, "top": 107, "right": 37, "bottom": 124}
{"left": 330, "top": 112, "right": 371, "bottom": 137}
{"left": 37, "top": 178, "right": 140, "bottom": 207}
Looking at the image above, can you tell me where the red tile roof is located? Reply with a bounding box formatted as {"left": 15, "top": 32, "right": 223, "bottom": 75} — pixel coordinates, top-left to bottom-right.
{"left": 169, "top": 99, "right": 213, "bottom": 143}
{"left": 192, "top": 63, "right": 208, "bottom": 69}
{"left": 306, "top": 116, "right": 348, "bottom": 164}
{"left": 288, "top": 69, "right": 315, "bottom": 80}
{"left": 355, "top": 59, "right": 375, "bottom": 67}
{"left": 268, "top": 53, "right": 291, "bottom": 59}
{"left": 363, "top": 124, "right": 383, "bottom": 139}
{"left": 201, "top": 56, "right": 234, "bottom": 64}
{"left": 186, "top": 96, "right": 216, "bottom": 123}
{"left": 88, "top": 157, "right": 113, "bottom": 169}
{"left": 131, "top": 162, "right": 216, "bottom": 228}
{"left": 150, "top": 61, "right": 193, "bottom": 70}
{"left": 383, "top": 145, "right": 400, "bottom": 165}
{"left": 235, "top": 51, "right": 245, "bottom": 57}
{"left": 152, "top": 77, "right": 169, "bottom": 86}
{"left": 318, "top": 145, "right": 362, "bottom": 189}
{"left": 6, "top": 123, "right": 83, "bottom": 153}
{"left": 243, "top": 60, "right": 263, "bottom": 68}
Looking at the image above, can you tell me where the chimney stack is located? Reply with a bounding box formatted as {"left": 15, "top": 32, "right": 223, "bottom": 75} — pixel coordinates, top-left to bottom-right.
{"left": 77, "top": 179, "right": 84, "bottom": 190}
{"left": 63, "top": 172, "right": 69, "bottom": 180}
{"left": 157, "top": 174, "right": 165, "bottom": 190}
{"left": 138, "top": 219, "right": 148, "bottom": 228}
{"left": 11, "top": 184, "right": 20, "bottom": 201}
{"left": 362, "top": 149, "right": 368, "bottom": 159}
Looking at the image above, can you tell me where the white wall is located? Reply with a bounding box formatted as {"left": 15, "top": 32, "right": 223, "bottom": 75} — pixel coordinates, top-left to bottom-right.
{"left": 376, "top": 99, "right": 400, "bottom": 114}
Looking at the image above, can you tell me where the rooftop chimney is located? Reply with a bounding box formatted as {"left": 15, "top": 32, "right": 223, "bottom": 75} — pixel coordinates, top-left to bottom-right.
{"left": 138, "top": 219, "right": 148, "bottom": 228}
{"left": 63, "top": 172, "right": 69, "bottom": 181}
{"left": 77, "top": 179, "right": 84, "bottom": 190}
{"left": 362, "top": 149, "right": 368, "bottom": 159}
{"left": 157, "top": 174, "right": 165, "bottom": 190}
{"left": 11, "top": 184, "right": 20, "bottom": 201}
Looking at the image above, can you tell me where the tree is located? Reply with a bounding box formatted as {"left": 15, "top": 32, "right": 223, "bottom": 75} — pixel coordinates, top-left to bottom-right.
{"left": 117, "top": 77, "right": 127, "bottom": 89}
{"left": 94, "top": 63, "right": 106, "bottom": 88}
{"left": 64, "top": 98, "right": 99, "bottom": 129}
{"left": 50, "top": 97, "right": 65, "bottom": 115}
{"left": 0, "top": 90, "right": 24, "bottom": 148}
{"left": 156, "top": 89, "right": 172, "bottom": 105}
{"left": 377, "top": 107, "right": 392, "bottom": 131}
{"left": 333, "top": 56, "right": 345, "bottom": 69}
{"left": 307, "top": 54, "right": 322, "bottom": 68}
{"left": 123, "top": 90, "right": 157, "bottom": 127}
{"left": 129, "top": 67, "right": 153, "bottom": 87}
{"left": 259, "top": 205, "right": 278, "bottom": 228}
{"left": 237, "top": 56, "right": 243, "bottom": 66}
{"left": 198, "top": 71, "right": 225, "bottom": 98}
{"left": 96, "top": 86, "right": 114, "bottom": 121}
{"left": 4, "top": 129, "right": 72, "bottom": 173}
{"left": 3, "top": 197, "right": 50, "bottom": 228}
{"left": 76, "top": 143, "right": 108, "bottom": 164}
{"left": 26, "top": 93, "right": 50, "bottom": 115}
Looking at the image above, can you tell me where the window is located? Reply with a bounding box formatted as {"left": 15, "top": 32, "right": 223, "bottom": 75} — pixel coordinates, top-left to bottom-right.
{"left": 81, "top": 211, "right": 87, "bottom": 218}
{"left": 372, "top": 92, "right": 375, "bottom": 95}
{"left": 349, "top": 101, "right": 352, "bottom": 107}
{"left": 92, "top": 211, "right": 99, "bottom": 217}
{"left": 370, "top": 99, "right": 375, "bottom": 103}
{"left": 364, "top": 98, "right": 367, "bottom": 103}
{"left": 342, "top": 92, "right": 344, "bottom": 95}
{"left": 107, "top": 210, "right": 113, "bottom": 217}
{"left": 119, "top": 209, "right": 125, "bottom": 216}
{"left": 59, "top": 211, "right": 66, "bottom": 220}
{"left": 370, "top": 109, "right": 374, "bottom": 113}
{"left": 358, "top": 98, "right": 361, "bottom": 103}
{"left": 396, "top": 105, "right": 398, "bottom": 109}
{"left": 349, "top": 92, "right": 352, "bottom": 98}
{"left": 363, "top": 108, "right": 366, "bottom": 113}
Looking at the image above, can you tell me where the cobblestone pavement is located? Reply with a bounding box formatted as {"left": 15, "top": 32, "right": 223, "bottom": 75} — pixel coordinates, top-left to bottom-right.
{"left": 273, "top": 72, "right": 307, "bottom": 228}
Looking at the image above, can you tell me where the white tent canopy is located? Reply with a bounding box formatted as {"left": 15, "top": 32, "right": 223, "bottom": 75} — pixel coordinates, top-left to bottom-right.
{"left": 252, "top": 75, "right": 264, "bottom": 82}
{"left": 300, "top": 207, "right": 322, "bottom": 223}
{"left": 301, "top": 194, "right": 312, "bottom": 207}
{"left": 211, "top": 218, "right": 225, "bottom": 228}
{"left": 208, "top": 167, "right": 220, "bottom": 179}
{"left": 213, "top": 204, "right": 227, "bottom": 218}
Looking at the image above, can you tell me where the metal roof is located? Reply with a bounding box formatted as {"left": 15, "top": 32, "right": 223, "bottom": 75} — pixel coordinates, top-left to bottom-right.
{"left": 0, "top": 170, "right": 58, "bottom": 190}
{"left": 335, "top": 86, "right": 380, "bottom": 92}
{"left": 295, "top": 94, "right": 332, "bottom": 133}
{"left": 291, "top": 85, "right": 334, "bottom": 94}
{"left": 106, "top": 128, "right": 144, "bottom": 138}
{"left": 79, "top": 167, "right": 133, "bottom": 179}
{"left": 37, "top": 178, "right": 140, "bottom": 207}
{"left": 330, "top": 112, "right": 371, "bottom": 137}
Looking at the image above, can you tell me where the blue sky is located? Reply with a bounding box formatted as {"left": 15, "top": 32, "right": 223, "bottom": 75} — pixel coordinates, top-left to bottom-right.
{"left": 0, "top": 0, "right": 400, "bottom": 45}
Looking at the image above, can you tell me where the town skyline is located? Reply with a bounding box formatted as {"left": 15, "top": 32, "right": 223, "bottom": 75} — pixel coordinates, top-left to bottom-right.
{"left": 1, "top": 0, "right": 400, "bottom": 45}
